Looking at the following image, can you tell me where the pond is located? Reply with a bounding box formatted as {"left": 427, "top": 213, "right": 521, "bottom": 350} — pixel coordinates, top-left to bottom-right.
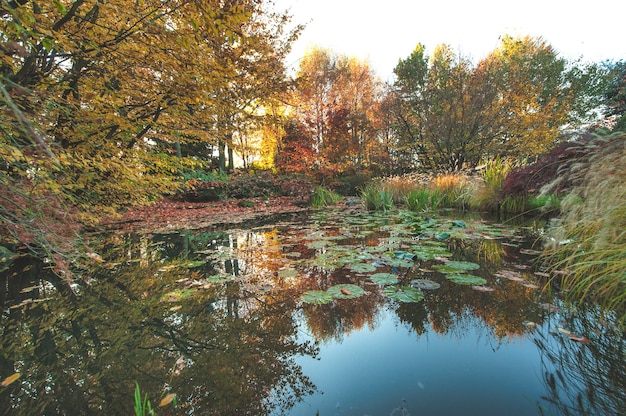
{"left": 0, "top": 207, "right": 624, "bottom": 416}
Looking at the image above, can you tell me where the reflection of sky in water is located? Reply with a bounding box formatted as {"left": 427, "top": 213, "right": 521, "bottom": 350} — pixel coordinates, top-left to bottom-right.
{"left": 287, "top": 307, "right": 547, "bottom": 416}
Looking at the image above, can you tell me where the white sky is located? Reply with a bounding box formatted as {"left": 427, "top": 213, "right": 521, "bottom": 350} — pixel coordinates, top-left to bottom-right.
{"left": 273, "top": 0, "right": 626, "bottom": 81}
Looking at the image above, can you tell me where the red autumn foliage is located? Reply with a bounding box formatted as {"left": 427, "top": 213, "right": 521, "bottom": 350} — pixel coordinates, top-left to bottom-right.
{"left": 501, "top": 142, "right": 587, "bottom": 196}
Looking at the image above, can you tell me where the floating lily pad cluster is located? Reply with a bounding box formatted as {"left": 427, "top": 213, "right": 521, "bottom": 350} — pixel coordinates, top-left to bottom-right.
{"left": 433, "top": 260, "right": 487, "bottom": 286}
{"left": 300, "top": 284, "right": 365, "bottom": 304}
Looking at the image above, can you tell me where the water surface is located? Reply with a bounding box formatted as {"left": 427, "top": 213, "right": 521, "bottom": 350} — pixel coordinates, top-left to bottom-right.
{"left": 1, "top": 208, "right": 623, "bottom": 415}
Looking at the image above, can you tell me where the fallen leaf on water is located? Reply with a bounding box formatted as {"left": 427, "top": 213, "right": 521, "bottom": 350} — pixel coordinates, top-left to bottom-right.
{"left": 557, "top": 327, "right": 573, "bottom": 336}
{"left": 159, "top": 393, "right": 176, "bottom": 407}
{"left": 540, "top": 303, "right": 560, "bottom": 311}
{"left": 20, "top": 285, "right": 39, "bottom": 294}
{"left": 1, "top": 373, "right": 20, "bottom": 387}
{"left": 568, "top": 335, "right": 590, "bottom": 345}
{"left": 471, "top": 285, "right": 495, "bottom": 292}
{"left": 523, "top": 321, "right": 537, "bottom": 329}
{"left": 340, "top": 288, "right": 352, "bottom": 295}
{"left": 522, "top": 283, "right": 540, "bottom": 289}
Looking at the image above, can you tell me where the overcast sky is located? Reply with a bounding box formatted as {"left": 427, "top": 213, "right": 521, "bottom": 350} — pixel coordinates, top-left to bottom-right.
{"left": 273, "top": 0, "right": 625, "bottom": 80}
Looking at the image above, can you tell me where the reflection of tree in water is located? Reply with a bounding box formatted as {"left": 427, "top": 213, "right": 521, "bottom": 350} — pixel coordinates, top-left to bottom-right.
{"left": 0, "top": 234, "right": 318, "bottom": 416}
{"left": 532, "top": 304, "right": 625, "bottom": 416}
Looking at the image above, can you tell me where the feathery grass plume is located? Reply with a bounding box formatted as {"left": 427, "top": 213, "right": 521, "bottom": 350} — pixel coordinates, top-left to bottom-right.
{"left": 432, "top": 173, "right": 469, "bottom": 208}
{"left": 473, "top": 157, "right": 515, "bottom": 211}
{"left": 542, "top": 133, "right": 626, "bottom": 322}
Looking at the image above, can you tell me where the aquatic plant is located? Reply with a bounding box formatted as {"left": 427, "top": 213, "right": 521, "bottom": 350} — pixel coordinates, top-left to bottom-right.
{"left": 360, "top": 184, "right": 394, "bottom": 211}
{"left": 134, "top": 383, "right": 154, "bottom": 416}
{"left": 311, "top": 186, "right": 342, "bottom": 207}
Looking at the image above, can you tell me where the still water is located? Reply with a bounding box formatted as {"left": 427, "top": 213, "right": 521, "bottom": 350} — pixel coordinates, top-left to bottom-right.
{"left": 1, "top": 208, "right": 624, "bottom": 415}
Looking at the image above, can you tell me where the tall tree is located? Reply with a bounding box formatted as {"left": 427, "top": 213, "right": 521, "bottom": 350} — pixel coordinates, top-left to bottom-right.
{"left": 392, "top": 35, "right": 604, "bottom": 171}
{"left": 393, "top": 44, "right": 501, "bottom": 171}
{"left": 287, "top": 47, "right": 384, "bottom": 174}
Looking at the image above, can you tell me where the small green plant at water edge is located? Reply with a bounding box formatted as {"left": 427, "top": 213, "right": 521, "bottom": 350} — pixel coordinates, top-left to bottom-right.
{"left": 134, "top": 382, "right": 177, "bottom": 416}
{"left": 311, "top": 186, "right": 342, "bottom": 207}
{"left": 134, "top": 382, "right": 154, "bottom": 416}
{"left": 361, "top": 184, "right": 394, "bottom": 211}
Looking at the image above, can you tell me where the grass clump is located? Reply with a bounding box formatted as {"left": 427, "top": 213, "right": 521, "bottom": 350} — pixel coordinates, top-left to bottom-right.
{"left": 311, "top": 186, "right": 342, "bottom": 207}
{"left": 361, "top": 184, "right": 394, "bottom": 211}
{"left": 542, "top": 134, "right": 626, "bottom": 321}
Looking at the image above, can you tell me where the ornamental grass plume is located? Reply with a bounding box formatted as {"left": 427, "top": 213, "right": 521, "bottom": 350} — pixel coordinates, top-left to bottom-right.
{"left": 542, "top": 133, "right": 626, "bottom": 321}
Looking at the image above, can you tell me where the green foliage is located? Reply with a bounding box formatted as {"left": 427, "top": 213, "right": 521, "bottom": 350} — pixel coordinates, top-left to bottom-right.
{"left": 360, "top": 184, "right": 394, "bottom": 212}
{"left": 134, "top": 383, "right": 154, "bottom": 416}
{"left": 311, "top": 186, "right": 342, "bottom": 208}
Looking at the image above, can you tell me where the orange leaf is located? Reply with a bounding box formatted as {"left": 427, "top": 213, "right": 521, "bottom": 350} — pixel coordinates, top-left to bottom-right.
{"left": 340, "top": 288, "right": 351, "bottom": 295}
{"left": 159, "top": 393, "right": 176, "bottom": 407}
{"left": 1, "top": 373, "right": 20, "bottom": 387}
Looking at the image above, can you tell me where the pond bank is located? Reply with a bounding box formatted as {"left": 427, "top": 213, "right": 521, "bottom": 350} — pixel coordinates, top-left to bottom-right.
{"left": 97, "top": 196, "right": 312, "bottom": 234}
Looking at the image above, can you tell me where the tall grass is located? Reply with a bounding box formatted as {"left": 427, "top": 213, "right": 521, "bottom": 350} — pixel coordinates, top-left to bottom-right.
{"left": 472, "top": 157, "right": 514, "bottom": 212}
{"left": 361, "top": 184, "right": 394, "bottom": 211}
{"left": 311, "top": 186, "right": 342, "bottom": 208}
{"left": 542, "top": 134, "right": 626, "bottom": 321}
{"left": 361, "top": 172, "right": 473, "bottom": 212}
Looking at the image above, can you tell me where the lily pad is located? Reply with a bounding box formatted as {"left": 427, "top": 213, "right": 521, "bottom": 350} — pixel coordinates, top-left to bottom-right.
{"left": 410, "top": 279, "right": 441, "bottom": 290}
{"left": 370, "top": 273, "right": 400, "bottom": 285}
{"left": 206, "top": 274, "right": 233, "bottom": 283}
{"left": 161, "top": 289, "right": 195, "bottom": 302}
{"left": 349, "top": 263, "right": 377, "bottom": 273}
{"left": 444, "top": 260, "right": 480, "bottom": 271}
{"left": 384, "top": 286, "right": 424, "bottom": 303}
{"left": 393, "top": 251, "right": 416, "bottom": 261}
{"left": 277, "top": 268, "right": 298, "bottom": 278}
{"left": 300, "top": 290, "right": 334, "bottom": 305}
{"left": 411, "top": 245, "right": 453, "bottom": 261}
{"left": 434, "top": 261, "right": 480, "bottom": 274}
{"left": 327, "top": 284, "right": 366, "bottom": 299}
{"left": 306, "top": 240, "right": 333, "bottom": 249}
{"left": 450, "top": 220, "right": 466, "bottom": 228}
{"left": 183, "top": 260, "right": 206, "bottom": 268}
{"left": 445, "top": 274, "right": 488, "bottom": 286}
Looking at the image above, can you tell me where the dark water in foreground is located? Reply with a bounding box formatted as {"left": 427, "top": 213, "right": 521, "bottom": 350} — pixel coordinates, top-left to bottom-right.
{"left": 1, "top": 208, "right": 624, "bottom": 416}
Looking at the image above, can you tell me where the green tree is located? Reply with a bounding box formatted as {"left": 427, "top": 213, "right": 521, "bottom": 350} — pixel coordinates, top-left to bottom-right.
{"left": 393, "top": 44, "right": 501, "bottom": 171}
{"left": 392, "top": 36, "right": 605, "bottom": 171}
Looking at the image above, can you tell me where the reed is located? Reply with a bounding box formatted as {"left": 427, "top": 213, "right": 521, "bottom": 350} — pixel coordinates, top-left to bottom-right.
{"left": 361, "top": 184, "right": 394, "bottom": 211}
{"left": 311, "top": 186, "right": 342, "bottom": 208}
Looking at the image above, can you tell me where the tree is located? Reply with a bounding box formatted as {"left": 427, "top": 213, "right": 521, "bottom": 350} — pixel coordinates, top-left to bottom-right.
{"left": 393, "top": 44, "right": 501, "bottom": 171}
{"left": 602, "top": 60, "right": 626, "bottom": 131}
{"left": 287, "top": 47, "right": 385, "bottom": 175}
{"left": 484, "top": 35, "right": 573, "bottom": 155}
{"left": 392, "top": 36, "right": 604, "bottom": 171}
